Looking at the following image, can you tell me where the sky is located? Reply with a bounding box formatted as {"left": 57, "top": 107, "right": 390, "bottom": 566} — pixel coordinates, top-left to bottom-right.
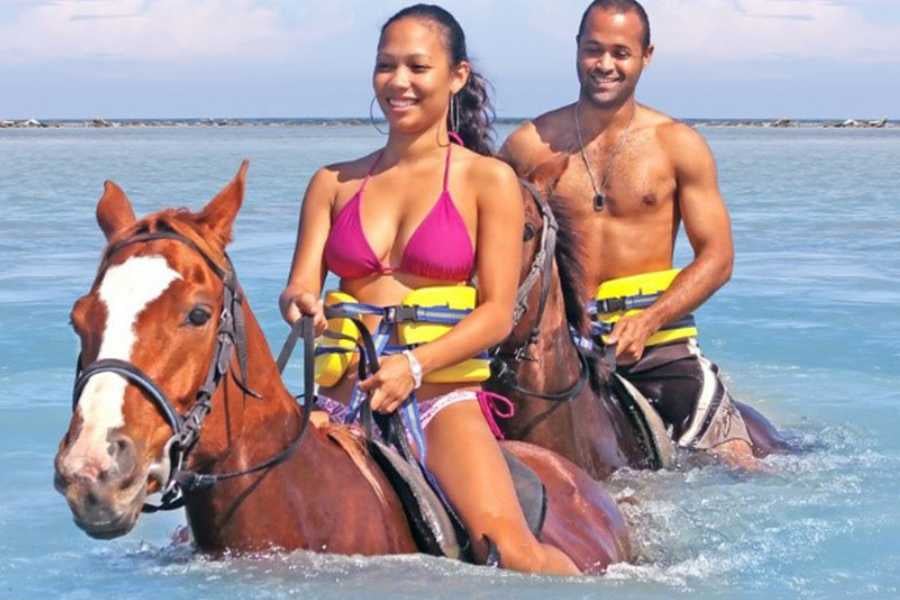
{"left": 1, "top": 0, "right": 898, "bottom": 120}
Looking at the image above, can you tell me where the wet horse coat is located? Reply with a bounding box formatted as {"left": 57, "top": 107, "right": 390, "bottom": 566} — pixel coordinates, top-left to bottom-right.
{"left": 54, "top": 163, "right": 631, "bottom": 572}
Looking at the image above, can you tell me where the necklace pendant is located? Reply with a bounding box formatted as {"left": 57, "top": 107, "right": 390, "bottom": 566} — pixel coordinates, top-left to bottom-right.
{"left": 593, "top": 193, "right": 606, "bottom": 211}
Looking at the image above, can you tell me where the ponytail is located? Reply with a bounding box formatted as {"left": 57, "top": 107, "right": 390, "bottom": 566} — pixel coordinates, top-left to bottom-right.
{"left": 452, "top": 70, "right": 495, "bottom": 156}
{"left": 381, "top": 4, "right": 496, "bottom": 156}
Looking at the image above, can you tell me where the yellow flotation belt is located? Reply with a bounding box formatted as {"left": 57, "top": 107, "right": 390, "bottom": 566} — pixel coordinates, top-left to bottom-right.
{"left": 314, "top": 286, "right": 491, "bottom": 386}
{"left": 591, "top": 269, "right": 699, "bottom": 347}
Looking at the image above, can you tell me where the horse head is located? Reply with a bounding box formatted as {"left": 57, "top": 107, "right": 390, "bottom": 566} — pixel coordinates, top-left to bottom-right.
{"left": 54, "top": 162, "right": 250, "bottom": 539}
{"left": 503, "top": 154, "right": 589, "bottom": 355}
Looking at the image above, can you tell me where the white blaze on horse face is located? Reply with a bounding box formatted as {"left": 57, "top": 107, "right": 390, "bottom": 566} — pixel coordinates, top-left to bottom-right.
{"left": 64, "top": 255, "right": 182, "bottom": 478}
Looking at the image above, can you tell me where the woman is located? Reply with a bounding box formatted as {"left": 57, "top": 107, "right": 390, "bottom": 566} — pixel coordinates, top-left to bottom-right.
{"left": 279, "top": 5, "right": 579, "bottom": 575}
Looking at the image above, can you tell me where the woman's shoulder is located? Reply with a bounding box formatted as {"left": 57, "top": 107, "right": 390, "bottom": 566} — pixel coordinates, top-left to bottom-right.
{"left": 316, "top": 151, "right": 382, "bottom": 186}
{"left": 454, "top": 146, "right": 519, "bottom": 190}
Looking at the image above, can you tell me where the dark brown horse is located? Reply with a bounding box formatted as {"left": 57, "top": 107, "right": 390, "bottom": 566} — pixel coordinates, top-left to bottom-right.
{"left": 489, "top": 160, "right": 660, "bottom": 481}
{"left": 495, "top": 157, "right": 789, "bottom": 465}
{"left": 53, "top": 163, "right": 631, "bottom": 573}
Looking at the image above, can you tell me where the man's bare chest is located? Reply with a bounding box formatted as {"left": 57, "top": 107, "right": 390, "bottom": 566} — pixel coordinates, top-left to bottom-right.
{"left": 554, "top": 157, "right": 675, "bottom": 218}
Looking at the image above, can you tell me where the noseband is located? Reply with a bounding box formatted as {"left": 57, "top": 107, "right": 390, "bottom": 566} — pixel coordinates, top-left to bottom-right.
{"left": 71, "top": 231, "right": 315, "bottom": 512}
{"left": 489, "top": 182, "right": 589, "bottom": 403}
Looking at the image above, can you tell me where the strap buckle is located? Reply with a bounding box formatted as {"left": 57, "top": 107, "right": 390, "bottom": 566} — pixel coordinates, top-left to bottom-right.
{"left": 597, "top": 297, "right": 628, "bottom": 313}
{"left": 387, "top": 305, "right": 419, "bottom": 323}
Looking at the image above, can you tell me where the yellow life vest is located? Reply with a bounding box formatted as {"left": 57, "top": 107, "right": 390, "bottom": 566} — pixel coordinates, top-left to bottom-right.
{"left": 314, "top": 286, "right": 491, "bottom": 386}
{"left": 594, "top": 268, "right": 699, "bottom": 347}
{"left": 314, "top": 291, "right": 361, "bottom": 387}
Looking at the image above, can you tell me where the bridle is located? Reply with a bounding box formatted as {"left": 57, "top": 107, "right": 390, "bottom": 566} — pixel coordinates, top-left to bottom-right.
{"left": 71, "top": 231, "right": 316, "bottom": 512}
{"left": 488, "top": 181, "right": 590, "bottom": 403}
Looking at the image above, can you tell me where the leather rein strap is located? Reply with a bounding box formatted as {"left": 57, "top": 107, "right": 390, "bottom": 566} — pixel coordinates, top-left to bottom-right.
{"left": 489, "top": 181, "right": 590, "bottom": 403}
{"left": 72, "top": 231, "right": 315, "bottom": 512}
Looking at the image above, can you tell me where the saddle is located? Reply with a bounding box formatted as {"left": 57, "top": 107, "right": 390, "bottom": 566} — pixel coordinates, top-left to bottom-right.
{"left": 610, "top": 371, "right": 676, "bottom": 470}
{"left": 592, "top": 342, "right": 676, "bottom": 470}
{"left": 324, "top": 423, "right": 547, "bottom": 562}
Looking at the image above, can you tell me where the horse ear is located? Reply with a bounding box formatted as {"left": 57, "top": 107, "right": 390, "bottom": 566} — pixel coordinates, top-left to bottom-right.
{"left": 96, "top": 181, "right": 137, "bottom": 240}
{"left": 527, "top": 154, "right": 570, "bottom": 193}
{"left": 197, "top": 160, "right": 249, "bottom": 246}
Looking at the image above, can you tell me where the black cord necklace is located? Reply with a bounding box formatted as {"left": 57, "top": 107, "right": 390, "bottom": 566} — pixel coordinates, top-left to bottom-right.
{"left": 574, "top": 101, "right": 635, "bottom": 211}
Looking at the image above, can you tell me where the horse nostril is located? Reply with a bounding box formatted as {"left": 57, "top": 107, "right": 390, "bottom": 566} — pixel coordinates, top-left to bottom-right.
{"left": 106, "top": 435, "right": 137, "bottom": 479}
{"left": 54, "top": 471, "right": 68, "bottom": 492}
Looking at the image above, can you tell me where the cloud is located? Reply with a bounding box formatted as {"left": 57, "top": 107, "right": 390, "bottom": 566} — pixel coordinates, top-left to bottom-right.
{"left": 68, "top": 13, "right": 145, "bottom": 21}
{"left": 645, "top": 0, "right": 900, "bottom": 63}
{"left": 746, "top": 13, "right": 816, "bottom": 21}
{"left": 3, "top": 0, "right": 897, "bottom": 68}
{"left": 0, "top": 0, "right": 357, "bottom": 65}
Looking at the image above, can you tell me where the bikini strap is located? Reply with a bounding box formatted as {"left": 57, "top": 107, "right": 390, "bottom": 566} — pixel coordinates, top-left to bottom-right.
{"left": 443, "top": 132, "right": 465, "bottom": 191}
{"left": 360, "top": 152, "right": 384, "bottom": 193}
{"left": 442, "top": 140, "right": 454, "bottom": 192}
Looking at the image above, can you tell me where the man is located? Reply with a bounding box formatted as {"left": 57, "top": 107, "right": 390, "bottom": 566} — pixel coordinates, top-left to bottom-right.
{"left": 500, "top": 0, "right": 756, "bottom": 467}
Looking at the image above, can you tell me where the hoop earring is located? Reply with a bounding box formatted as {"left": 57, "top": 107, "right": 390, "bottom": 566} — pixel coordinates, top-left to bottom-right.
{"left": 449, "top": 93, "right": 460, "bottom": 134}
{"left": 369, "top": 96, "right": 388, "bottom": 136}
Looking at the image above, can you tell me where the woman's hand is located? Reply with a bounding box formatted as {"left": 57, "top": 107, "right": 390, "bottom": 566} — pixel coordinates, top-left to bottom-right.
{"left": 358, "top": 354, "right": 416, "bottom": 414}
{"left": 280, "top": 290, "right": 327, "bottom": 335}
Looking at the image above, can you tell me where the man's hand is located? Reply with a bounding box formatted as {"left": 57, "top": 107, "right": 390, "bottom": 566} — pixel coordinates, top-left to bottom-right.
{"left": 608, "top": 312, "right": 661, "bottom": 365}
{"left": 359, "top": 354, "right": 417, "bottom": 414}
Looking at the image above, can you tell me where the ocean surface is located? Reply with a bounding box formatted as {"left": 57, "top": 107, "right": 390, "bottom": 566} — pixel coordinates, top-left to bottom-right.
{"left": 1, "top": 124, "right": 898, "bottom": 599}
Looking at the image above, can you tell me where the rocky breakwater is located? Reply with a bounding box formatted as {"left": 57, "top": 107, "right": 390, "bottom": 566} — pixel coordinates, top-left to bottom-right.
{"left": 829, "top": 117, "right": 889, "bottom": 128}
{"left": 1, "top": 118, "right": 50, "bottom": 128}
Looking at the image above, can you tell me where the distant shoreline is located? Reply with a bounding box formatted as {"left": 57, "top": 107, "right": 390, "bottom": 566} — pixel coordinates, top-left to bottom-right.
{"left": 1, "top": 117, "right": 894, "bottom": 129}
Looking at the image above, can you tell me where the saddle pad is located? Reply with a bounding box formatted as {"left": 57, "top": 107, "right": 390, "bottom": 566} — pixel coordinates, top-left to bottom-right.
{"left": 502, "top": 447, "right": 547, "bottom": 537}
{"left": 611, "top": 373, "right": 676, "bottom": 470}
{"left": 366, "top": 439, "right": 547, "bottom": 561}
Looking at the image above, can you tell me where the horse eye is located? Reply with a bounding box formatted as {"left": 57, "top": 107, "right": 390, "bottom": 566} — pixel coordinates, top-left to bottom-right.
{"left": 523, "top": 223, "right": 536, "bottom": 242}
{"left": 188, "top": 307, "right": 212, "bottom": 326}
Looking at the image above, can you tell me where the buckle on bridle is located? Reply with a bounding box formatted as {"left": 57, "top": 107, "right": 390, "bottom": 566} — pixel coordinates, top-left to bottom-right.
{"left": 489, "top": 357, "right": 518, "bottom": 388}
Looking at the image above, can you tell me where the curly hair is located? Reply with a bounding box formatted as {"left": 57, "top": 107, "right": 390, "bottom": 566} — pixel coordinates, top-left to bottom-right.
{"left": 381, "top": 4, "right": 496, "bottom": 156}
{"left": 577, "top": 0, "right": 651, "bottom": 49}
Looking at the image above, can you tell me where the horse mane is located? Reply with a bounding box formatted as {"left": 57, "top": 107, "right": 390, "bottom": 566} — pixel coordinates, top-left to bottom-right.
{"left": 522, "top": 153, "right": 608, "bottom": 390}
{"left": 545, "top": 194, "right": 588, "bottom": 335}
{"left": 545, "top": 193, "right": 607, "bottom": 392}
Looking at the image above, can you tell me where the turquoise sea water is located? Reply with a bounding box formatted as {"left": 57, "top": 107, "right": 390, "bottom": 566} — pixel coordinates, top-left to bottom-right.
{"left": 1, "top": 125, "right": 899, "bottom": 599}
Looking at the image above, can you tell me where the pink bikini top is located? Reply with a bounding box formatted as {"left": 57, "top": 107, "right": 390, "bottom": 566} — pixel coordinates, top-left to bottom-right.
{"left": 323, "top": 141, "right": 475, "bottom": 281}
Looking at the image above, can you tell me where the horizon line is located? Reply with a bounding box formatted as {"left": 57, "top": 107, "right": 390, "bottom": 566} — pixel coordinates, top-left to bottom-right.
{"left": 3, "top": 115, "right": 893, "bottom": 123}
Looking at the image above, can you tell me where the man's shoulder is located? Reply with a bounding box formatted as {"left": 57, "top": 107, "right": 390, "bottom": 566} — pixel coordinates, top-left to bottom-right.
{"left": 500, "top": 104, "right": 575, "bottom": 176}
{"left": 637, "top": 108, "right": 706, "bottom": 149}
{"left": 532, "top": 103, "right": 577, "bottom": 132}
{"left": 632, "top": 106, "right": 712, "bottom": 167}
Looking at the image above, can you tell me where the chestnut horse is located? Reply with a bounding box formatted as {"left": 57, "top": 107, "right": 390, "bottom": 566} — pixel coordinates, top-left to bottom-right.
{"left": 489, "top": 161, "right": 660, "bottom": 480}
{"left": 53, "top": 163, "right": 630, "bottom": 573}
